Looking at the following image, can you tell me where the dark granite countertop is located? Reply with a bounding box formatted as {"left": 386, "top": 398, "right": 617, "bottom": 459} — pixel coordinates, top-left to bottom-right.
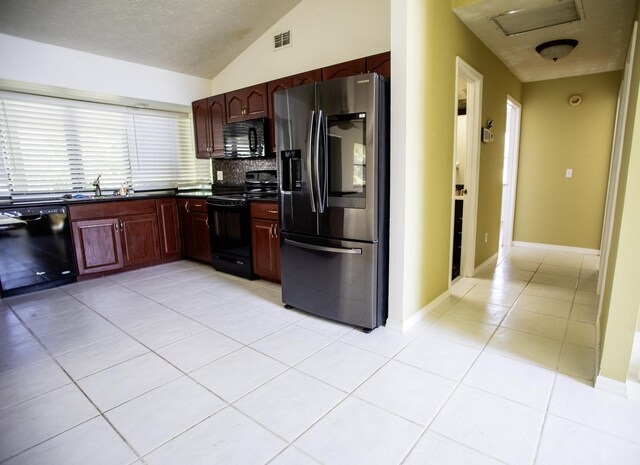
{"left": 0, "top": 190, "right": 209, "bottom": 209}
{"left": 0, "top": 186, "right": 280, "bottom": 209}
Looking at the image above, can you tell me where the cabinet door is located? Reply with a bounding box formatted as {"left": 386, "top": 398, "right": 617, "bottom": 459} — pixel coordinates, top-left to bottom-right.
{"left": 226, "top": 84, "right": 269, "bottom": 122}
{"left": 267, "top": 76, "right": 293, "bottom": 154}
{"left": 292, "top": 69, "right": 321, "bottom": 87}
{"left": 178, "top": 199, "right": 193, "bottom": 258}
{"left": 192, "top": 97, "right": 211, "bottom": 159}
{"left": 322, "top": 58, "right": 366, "bottom": 81}
{"left": 251, "top": 218, "right": 280, "bottom": 282}
{"left": 208, "top": 94, "right": 226, "bottom": 156}
{"left": 156, "top": 199, "right": 181, "bottom": 260}
{"left": 120, "top": 213, "right": 161, "bottom": 267}
{"left": 189, "top": 212, "right": 212, "bottom": 263}
{"left": 366, "top": 51, "right": 391, "bottom": 78}
{"left": 72, "top": 219, "right": 123, "bottom": 275}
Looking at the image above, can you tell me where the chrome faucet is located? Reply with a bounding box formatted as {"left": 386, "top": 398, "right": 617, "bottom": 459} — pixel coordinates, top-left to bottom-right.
{"left": 92, "top": 175, "right": 102, "bottom": 197}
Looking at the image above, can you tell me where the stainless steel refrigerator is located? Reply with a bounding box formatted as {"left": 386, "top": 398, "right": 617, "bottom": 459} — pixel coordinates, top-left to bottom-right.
{"left": 275, "top": 73, "right": 389, "bottom": 330}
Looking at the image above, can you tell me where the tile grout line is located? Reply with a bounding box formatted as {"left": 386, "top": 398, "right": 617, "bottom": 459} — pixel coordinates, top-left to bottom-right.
{"left": 1, "top": 302, "right": 145, "bottom": 464}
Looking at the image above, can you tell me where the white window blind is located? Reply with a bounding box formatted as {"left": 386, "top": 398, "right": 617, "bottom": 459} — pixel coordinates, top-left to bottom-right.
{"left": 130, "top": 111, "right": 210, "bottom": 190}
{"left": 0, "top": 92, "right": 210, "bottom": 197}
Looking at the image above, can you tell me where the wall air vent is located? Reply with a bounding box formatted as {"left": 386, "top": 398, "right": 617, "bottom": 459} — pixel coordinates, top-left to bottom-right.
{"left": 274, "top": 30, "right": 291, "bottom": 50}
{"left": 491, "top": 0, "right": 583, "bottom": 36}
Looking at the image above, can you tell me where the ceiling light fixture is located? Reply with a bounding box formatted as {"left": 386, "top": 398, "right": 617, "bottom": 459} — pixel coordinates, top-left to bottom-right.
{"left": 535, "top": 39, "right": 579, "bottom": 61}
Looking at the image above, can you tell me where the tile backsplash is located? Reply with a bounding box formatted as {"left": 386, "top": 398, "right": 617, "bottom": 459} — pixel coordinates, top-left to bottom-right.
{"left": 212, "top": 158, "right": 277, "bottom": 185}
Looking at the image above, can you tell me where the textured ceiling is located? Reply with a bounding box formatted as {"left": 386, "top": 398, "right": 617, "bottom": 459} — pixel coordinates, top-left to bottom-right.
{"left": 453, "top": 0, "right": 637, "bottom": 82}
{"left": 0, "top": 0, "right": 303, "bottom": 79}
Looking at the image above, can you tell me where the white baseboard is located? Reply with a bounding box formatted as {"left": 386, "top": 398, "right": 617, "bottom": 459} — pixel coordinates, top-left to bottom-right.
{"left": 386, "top": 289, "right": 450, "bottom": 332}
{"left": 512, "top": 241, "right": 600, "bottom": 256}
{"left": 474, "top": 252, "right": 498, "bottom": 276}
{"left": 595, "top": 375, "right": 628, "bottom": 397}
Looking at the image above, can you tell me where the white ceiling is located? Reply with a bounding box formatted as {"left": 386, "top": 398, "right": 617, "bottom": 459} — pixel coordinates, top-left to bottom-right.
{"left": 0, "top": 0, "right": 303, "bottom": 79}
{"left": 1, "top": 0, "right": 635, "bottom": 83}
{"left": 453, "top": 0, "right": 637, "bottom": 82}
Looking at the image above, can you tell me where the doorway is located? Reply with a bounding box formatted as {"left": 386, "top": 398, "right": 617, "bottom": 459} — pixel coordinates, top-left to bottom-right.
{"left": 451, "top": 58, "right": 483, "bottom": 282}
{"left": 500, "top": 96, "right": 521, "bottom": 248}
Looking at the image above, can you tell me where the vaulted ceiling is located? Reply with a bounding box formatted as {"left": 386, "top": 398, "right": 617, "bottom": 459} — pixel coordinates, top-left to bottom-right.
{"left": 0, "top": 0, "right": 303, "bottom": 79}
{"left": 0, "top": 0, "right": 636, "bottom": 83}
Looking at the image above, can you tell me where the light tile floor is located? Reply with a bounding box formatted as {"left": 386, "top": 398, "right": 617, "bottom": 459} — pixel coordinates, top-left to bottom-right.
{"left": 1, "top": 247, "right": 640, "bottom": 464}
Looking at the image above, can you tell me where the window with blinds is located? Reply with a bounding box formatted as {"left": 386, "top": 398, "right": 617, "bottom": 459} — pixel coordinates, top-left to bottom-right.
{"left": 0, "top": 92, "right": 210, "bottom": 198}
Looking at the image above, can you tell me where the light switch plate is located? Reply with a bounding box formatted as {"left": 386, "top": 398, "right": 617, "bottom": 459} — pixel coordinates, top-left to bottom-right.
{"left": 566, "top": 169, "right": 573, "bottom": 178}
{"left": 216, "top": 170, "right": 224, "bottom": 181}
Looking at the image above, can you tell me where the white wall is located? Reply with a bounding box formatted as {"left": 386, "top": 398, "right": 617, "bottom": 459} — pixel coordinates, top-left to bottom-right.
{"left": 211, "top": 0, "right": 390, "bottom": 93}
{"left": 0, "top": 33, "right": 211, "bottom": 109}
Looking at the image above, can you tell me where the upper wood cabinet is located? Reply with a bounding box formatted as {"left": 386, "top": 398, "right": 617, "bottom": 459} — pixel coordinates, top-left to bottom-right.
{"left": 292, "top": 69, "right": 322, "bottom": 87}
{"left": 366, "top": 52, "right": 391, "bottom": 78}
{"left": 226, "top": 83, "right": 268, "bottom": 123}
{"left": 267, "top": 69, "right": 322, "bottom": 154}
{"left": 267, "top": 76, "right": 293, "bottom": 155}
{"left": 192, "top": 94, "right": 226, "bottom": 159}
{"left": 321, "top": 57, "right": 367, "bottom": 81}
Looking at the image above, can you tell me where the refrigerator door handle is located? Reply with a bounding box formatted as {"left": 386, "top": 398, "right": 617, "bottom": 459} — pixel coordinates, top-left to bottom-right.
{"left": 307, "top": 110, "right": 317, "bottom": 213}
{"left": 284, "top": 238, "right": 363, "bottom": 255}
{"left": 315, "top": 110, "right": 326, "bottom": 213}
{"left": 315, "top": 109, "right": 325, "bottom": 213}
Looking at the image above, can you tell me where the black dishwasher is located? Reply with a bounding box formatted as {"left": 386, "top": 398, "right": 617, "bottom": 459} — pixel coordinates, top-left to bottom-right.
{"left": 0, "top": 205, "right": 77, "bottom": 297}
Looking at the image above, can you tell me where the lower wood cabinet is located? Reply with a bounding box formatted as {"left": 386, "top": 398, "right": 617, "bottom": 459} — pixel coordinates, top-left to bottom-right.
{"left": 156, "top": 198, "right": 182, "bottom": 260}
{"left": 69, "top": 198, "right": 176, "bottom": 276}
{"left": 120, "top": 213, "right": 161, "bottom": 267}
{"left": 72, "top": 218, "right": 124, "bottom": 274}
{"left": 250, "top": 202, "right": 280, "bottom": 282}
{"left": 178, "top": 198, "right": 211, "bottom": 264}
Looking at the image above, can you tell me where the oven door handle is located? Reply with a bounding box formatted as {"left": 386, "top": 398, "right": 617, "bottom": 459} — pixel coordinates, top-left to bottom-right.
{"left": 284, "top": 238, "right": 362, "bottom": 255}
{"left": 206, "top": 202, "right": 247, "bottom": 209}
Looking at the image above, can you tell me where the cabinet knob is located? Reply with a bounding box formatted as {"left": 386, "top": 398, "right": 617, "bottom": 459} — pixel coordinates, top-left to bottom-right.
{"left": 184, "top": 202, "right": 190, "bottom": 212}
{"left": 267, "top": 209, "right": 278, "bottom": 214}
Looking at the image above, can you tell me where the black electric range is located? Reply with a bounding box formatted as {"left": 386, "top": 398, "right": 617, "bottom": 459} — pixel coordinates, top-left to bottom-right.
{"left": 206, "top": 170, "right": 277, "bottom": 279}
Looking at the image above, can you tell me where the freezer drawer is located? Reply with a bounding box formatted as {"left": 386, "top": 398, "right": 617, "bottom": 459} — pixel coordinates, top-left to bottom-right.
{"left": 280, "top": 232, "right": 385, "bottom": 329}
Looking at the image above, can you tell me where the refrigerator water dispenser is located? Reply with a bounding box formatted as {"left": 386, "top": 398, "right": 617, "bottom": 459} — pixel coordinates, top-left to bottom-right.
{"left": 281, "top": 149, "right": 302, "bottom": 191}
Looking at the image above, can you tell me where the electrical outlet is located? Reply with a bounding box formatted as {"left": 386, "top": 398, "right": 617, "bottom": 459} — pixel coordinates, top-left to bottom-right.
{"left": 566, "top": 168, "right": 573, "bottom": 178}
{"left": 216, "top": 170, "right": 224, "bottom": 181}
{"left": 484, "top": 232, "right": 488, "bottom": 243}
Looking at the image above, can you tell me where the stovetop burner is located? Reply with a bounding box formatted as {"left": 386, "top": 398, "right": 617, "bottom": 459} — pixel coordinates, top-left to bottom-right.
{"left": 208, "top": 170, "right": 277, "bottom": 206}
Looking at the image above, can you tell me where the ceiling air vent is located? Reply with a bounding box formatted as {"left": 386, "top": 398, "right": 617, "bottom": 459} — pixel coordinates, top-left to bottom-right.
{"left": 274, "top": 30, "right": 291, "bottom": 50}
{"left": 491, "top": 0, "right": 583, "bottom": 36}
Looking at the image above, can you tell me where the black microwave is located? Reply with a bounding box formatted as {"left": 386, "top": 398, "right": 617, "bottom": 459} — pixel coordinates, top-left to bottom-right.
{"left": 220, "top": 117, "right": 269, "bottom": 158}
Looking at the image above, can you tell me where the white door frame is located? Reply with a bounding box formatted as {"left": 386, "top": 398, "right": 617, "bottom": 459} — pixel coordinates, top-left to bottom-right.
{"left": 451, "top": 57, "right": 483, "bottom": 279}
{"left": 501, "top": 95, "right": 522, "bottom": 247}
{"left": 598, "top": 22, "right": 637, "bottom": 295}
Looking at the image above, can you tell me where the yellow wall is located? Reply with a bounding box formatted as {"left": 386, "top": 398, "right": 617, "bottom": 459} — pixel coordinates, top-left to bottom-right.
{"left": 599, "top": 17, "right": 640, "bottom": 382}
{"left": 393, "top": 1, "right": 521, "bottom": 322}
{"left": 514, "top": 73, "right": 621, "bottom": 249}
